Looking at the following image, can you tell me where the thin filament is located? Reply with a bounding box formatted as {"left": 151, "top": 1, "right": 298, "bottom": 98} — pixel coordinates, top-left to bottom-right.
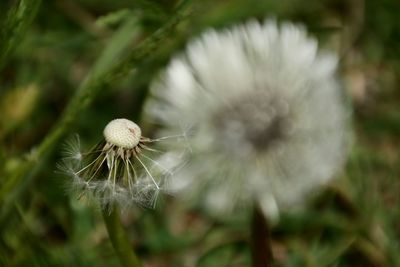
{"left": 140, "top": 153, "right": 173, "bottom": 176}
{"left": 148, "top": 134, "right": 186, "bottom": 142}
{"left": 135, "top": 155, "right": 160, "bottom": 189}
{"left": 75, "top": 151, "right": 105, "bottom": 175}
{"left": 86, "top": 154, "right": 107, "bottom": 182}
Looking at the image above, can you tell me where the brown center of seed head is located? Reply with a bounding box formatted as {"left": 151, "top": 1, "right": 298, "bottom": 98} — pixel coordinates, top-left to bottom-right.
{"left": 213, "top": 91, "right": 291, "bottom": 154}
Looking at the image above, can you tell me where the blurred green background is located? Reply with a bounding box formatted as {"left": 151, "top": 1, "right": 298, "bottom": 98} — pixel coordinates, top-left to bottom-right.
{"left": 0, "top": 0, "right": 399, "bottom": 266}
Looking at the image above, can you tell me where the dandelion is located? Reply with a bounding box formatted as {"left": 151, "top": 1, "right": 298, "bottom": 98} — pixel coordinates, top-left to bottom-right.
{"left": 145, "top": 19, "right": 351, "bottom": 220}
{"left": 59, "top": 118, "right": 182, "bottom": 210}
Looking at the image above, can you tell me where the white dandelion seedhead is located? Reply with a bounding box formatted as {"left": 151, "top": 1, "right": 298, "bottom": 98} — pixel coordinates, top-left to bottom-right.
{"left": 103, "top": 118, "right": 142, "bottom": 149}
{"left": 59, "top": 118, "right": 185, "bottom": 211}
{"left": 145, "top": 19, "right": 352, "bottom": 219}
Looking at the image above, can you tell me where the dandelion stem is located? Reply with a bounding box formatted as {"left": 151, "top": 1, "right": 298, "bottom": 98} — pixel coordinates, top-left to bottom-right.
{"left": 250, "top": 204, "right": 273, "bottom": 267}
{"left": 102, "top": 205, "right": 142, "bottom": 267}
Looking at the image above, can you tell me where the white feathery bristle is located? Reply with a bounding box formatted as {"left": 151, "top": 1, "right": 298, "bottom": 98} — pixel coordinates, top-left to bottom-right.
{"left": 61, "top": 134, "right": 83, "bottom": 162}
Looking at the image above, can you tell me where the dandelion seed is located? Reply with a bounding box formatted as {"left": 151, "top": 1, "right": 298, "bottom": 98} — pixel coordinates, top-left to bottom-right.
{"left": 59, "top": 118, "right": 184, "bottom": 210}
{"left": 145, "top": 19, "right": 352, "bottom": 220}
{"left": 61, "top": 134, "right": 83, "bottom": 163}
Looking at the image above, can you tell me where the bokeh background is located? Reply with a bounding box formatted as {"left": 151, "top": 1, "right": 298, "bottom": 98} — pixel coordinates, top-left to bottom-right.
{"left": 0, "top": 0, "right": 399, "bottom": 266}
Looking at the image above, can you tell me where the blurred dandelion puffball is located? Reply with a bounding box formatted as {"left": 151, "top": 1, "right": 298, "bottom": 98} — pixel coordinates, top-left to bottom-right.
{"left": 60, "top": 118, "right": 174, "bottom": 210}
{"left": 146, "top": 20, "right": 351, "bottom": 219}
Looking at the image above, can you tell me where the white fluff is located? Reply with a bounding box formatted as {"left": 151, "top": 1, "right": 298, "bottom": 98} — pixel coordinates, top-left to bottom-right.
{"left": 145, "top": 19, "right": 351, "bottom": 219}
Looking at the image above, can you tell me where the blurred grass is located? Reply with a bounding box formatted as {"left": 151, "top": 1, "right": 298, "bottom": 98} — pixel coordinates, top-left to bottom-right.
{"left": 0, "top": 0, "right": 399, "bottom": 266}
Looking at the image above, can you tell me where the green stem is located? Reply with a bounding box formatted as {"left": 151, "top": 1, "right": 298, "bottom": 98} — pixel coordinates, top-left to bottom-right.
{"left": 251, "top": 204, "right": 273, "bottom": 267}
{"left": 102, "top": 206, "right": 142, "bottom": 267}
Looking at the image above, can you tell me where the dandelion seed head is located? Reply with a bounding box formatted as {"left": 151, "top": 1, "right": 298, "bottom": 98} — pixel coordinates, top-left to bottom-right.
{"left": 59, "top": 118, "right": 182, "bottom": 211}
{"left": 146, "top": 19, "right": 352, "bottom": 219}
{"left": 103, "top": 118, "right": 141, "bottom": 149}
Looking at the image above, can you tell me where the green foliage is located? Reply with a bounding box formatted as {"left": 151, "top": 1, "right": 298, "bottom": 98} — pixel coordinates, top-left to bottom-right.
{"left": 0, "top": 0, "right": 41, "bottom": 71}
{"left": 0, "top": 0, "right": 399, "bottom": 266}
